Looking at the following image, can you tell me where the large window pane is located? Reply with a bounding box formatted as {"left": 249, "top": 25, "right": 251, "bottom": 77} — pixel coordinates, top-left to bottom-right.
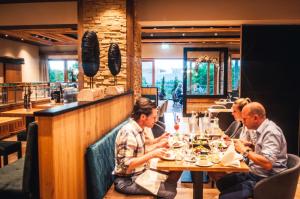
{"left": 231, "top": 59, "right": 240, "bottom": 91}
{"left": 49, "top": 60, "right": 64, "bottom": 82}
{"left": 155, "top": 59, "right": 183, "bottom": 99}
{"left": 67, "top": 60, "right": 79, "bottom": 82}
{"left": 142, "top": 61, "right": 153, "bottom": 87}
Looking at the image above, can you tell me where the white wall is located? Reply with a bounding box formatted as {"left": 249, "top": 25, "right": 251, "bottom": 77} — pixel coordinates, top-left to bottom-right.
{"left": 0, "top": 38, "right": 40, "bottom": 82}
{"left": 136, "top": 0, "right": 300, "bottom": 26}
{"left": 0, "top": 2, "right": 77, "bottom": 26}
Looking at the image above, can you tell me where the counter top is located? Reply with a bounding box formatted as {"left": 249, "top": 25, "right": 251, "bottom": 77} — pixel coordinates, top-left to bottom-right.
{"left": 34, "top": 90, "right": 133, "bottom": 117}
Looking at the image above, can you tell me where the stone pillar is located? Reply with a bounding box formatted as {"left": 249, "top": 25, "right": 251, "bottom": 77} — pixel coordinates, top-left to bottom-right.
{"left": 79, "top": 0, "right": 128, "bottom": 89}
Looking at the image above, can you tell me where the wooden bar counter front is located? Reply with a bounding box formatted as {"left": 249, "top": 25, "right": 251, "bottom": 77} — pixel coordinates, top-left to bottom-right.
{"left": 34, "top": 91, "right": 134, "bottom": 199}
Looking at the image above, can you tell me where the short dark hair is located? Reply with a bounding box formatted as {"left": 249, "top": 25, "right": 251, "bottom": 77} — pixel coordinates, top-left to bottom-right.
{"left": 131, "top": 97, "right": 156, "bottom": 121}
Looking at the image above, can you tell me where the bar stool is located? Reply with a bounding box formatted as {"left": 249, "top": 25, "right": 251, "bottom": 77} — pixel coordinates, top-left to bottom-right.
{"left": 0, "top": 141, "right": 22, "bottom": 167}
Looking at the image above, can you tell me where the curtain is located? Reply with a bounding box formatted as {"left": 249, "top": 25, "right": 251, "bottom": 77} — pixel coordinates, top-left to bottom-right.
{"left": 39, "top": 53, "right": 49, "bottom": 82}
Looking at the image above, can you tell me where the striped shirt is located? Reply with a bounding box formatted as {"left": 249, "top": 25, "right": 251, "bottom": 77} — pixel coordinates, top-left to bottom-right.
{"left": 114, "top": 119, "right": 147, "bottom": 176}
{"left": 249, "top": 119, "right": 288, "bottom": 177}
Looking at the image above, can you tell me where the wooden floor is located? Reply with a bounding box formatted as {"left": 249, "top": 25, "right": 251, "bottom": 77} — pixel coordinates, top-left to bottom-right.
{"left": 1, "top": 135, "right": 300, "bottom": 199}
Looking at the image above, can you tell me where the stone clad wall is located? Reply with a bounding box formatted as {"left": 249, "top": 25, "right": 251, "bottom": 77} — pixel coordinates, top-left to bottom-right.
{"left": 81, "top": 0, "right": 127, "bottom": 88}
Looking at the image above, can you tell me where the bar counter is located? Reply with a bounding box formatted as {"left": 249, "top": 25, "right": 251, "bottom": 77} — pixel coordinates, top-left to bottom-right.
{"left": 34, "top": 90, "right": 134, "bottom": 199}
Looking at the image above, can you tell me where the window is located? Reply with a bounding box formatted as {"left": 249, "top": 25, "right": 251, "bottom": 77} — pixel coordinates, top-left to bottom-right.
{"left": 141, "top": 59, "right": 183, "bottom": 99}
{"left": 48, "top": 60, "right": 78, "bottom": 82}
{"left": 49, "top": 60, "right": 64, "bottom": 82}
{"left": 231, "top": 59, "right": 240, "bottom": 91}
{"left": 142, "top": 61, "right": 154, "bottom": 87}
{"left": 184, "top": 48, "right": 228, "bottom": 97}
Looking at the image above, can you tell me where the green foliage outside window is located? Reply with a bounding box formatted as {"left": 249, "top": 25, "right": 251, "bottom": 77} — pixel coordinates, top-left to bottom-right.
{"left": 49, "top": 70, "right": 64, "bottom": 82}
{"left": 67, "top": 62, "right": 79, "bottom": 82}
{"left": 191, "top": 63, "right": 214, "bottom": 94}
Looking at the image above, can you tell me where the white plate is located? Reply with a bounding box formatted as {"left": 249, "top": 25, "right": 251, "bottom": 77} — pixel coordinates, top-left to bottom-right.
{"left": 184, "top": 157, "right": 197, "bottom": 163}
{"left": 196, "top": 161, "right": 214, "bottom": 167}
{"left": 172, "top": 141, "right": 184, "bottom": 148}
{"left": 161, "top": 154, "right": 176, "bottom": 161}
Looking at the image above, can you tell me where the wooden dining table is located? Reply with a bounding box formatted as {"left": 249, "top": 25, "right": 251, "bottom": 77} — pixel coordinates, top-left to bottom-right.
{"left": 0, "top": 108, "right": 44, "bottom": 117}
{"left": 0, "top": 108, "right": 44, "bottom": 140}
{"left": 34, "top": 103, "right": 63, "bottom": 109}
{"left": 0, "top": 117, "right": 23, "bottom": 139}
{"left": 157, "top": 159, "right": 249, "bottom": 199}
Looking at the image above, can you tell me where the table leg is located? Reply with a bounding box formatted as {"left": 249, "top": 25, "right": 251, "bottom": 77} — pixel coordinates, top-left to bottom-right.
{"left": 191, "top": 171, "right": 203, "bottom": 199}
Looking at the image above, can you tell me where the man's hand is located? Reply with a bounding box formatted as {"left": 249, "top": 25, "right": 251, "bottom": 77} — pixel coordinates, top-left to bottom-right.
{"left": 234, "top": 139, "right": 248, "bottom": 153}
{"left": 150, "top": 148, "right": 167, "bottom": 158}
{"left": 157, "top": 139, "right": 169, "bottom": 148}
{"left": 158, "top": 132, "right": 170, "bottom": 141}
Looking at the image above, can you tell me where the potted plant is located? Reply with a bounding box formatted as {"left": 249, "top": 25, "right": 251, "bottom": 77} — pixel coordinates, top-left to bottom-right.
{"left": 159, "top": 76, "right": 166, "bottom": 100}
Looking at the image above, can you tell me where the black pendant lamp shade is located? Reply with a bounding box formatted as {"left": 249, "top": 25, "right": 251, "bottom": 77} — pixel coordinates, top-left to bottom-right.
{"left": 108, "top": 43, "right": 121, "bottom": 76}
{"left": 81, "top": 31, "right": 100, "bottom": 77}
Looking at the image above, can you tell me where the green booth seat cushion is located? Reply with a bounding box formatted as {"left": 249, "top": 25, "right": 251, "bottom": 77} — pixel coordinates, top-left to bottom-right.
{"left": 0, "top": 158, "right": 24, "bottom": 197}
{"left": 86, "top": 119, "right": 130, "bottom": 199}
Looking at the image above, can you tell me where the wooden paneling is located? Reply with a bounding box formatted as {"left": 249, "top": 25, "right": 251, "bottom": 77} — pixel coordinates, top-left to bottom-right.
{"left": 37, "top": 93, "right": 133, "bottom": 199}
{"left": 4, "top": 64, "right": 22, "bottom": 103}
{"left": 141, "top": 87, "right": 158, "bottom": 95}
{"left": 186, "top": 98, "right": 218, "bottom": 113}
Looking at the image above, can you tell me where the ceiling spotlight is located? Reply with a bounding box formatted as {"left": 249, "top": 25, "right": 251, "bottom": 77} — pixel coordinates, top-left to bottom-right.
{"left": 21, "top": 38, "right": 24, "bottom": 41}
{"left": 153, "top": 27, "right": 157, "bottom": 30}
{"left": 182, "top": 33, "right": 186, "bottom": 36}
{"left": 150, "top": 33, "right": 154, "bottom": 37}
{"left": 214, "top": 33, "right": 218, "bottom": 36}
{"left": 35, "top": 35, "right": 39, "bottom": 38}
{"left": 5, "top": 34, "right": 8, "bottom": 37}
{"left": 172, "top": 27, "right": 175, "bottom": 29}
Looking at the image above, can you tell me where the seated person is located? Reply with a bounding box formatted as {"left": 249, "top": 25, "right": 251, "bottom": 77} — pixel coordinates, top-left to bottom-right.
{"left": 224, "top": 98, "right": 255, "bottom": 143}
{"left": 174, "top": 83, "right": 183, "bottom": 105}
{"left": 216, "top": 102, "right": 288, "bottom": 199}
{"left": 113, "top": 97, "right": 181, "bottom": 199}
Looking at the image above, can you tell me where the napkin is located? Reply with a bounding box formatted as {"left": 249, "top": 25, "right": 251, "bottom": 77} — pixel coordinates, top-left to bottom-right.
{"left": 135, "top": 169, "right": 167, "bottom": 195}
{"left": 220, "top": 143, "right": 241, "bottom": 167}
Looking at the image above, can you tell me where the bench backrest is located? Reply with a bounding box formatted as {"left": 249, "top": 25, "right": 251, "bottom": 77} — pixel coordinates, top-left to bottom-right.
{"left": 23, "top": 122, "right": 39, "bottom": 198}
{"left": 86, "top": 119, "right": 130, "bottom": 199}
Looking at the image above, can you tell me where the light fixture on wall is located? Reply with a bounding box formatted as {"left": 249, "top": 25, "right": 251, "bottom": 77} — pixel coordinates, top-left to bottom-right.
{"left": 161, "top": 43, "right": 169, "bottom": 50}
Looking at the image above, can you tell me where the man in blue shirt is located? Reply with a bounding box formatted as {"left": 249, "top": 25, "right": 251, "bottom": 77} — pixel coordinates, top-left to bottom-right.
{"left": 216, "top": 102, "right": 287, "bottom": 199}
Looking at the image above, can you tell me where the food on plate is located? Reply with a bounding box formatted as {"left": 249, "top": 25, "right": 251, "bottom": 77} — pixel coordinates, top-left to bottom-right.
{"left": 193, "top": 145, "right": 210, "bottom": 154}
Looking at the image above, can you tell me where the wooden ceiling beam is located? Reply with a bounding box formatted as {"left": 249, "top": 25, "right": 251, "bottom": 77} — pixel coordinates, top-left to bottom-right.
{"left": 0, "top": 30, "right": 52, "bottom": 45}
{"left": 29, "top": 31, "right": 77, "bottom": 43}
{"left": 142, "top": 38, "right": 240, "bottom": 43}
{"left": 142, "top": 27, "right": 240, "bottom": 33}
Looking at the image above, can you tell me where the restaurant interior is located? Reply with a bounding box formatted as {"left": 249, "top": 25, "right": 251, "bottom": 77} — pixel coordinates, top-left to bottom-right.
{"left": 0, "top": 0, "right": 299, "bottom": 199}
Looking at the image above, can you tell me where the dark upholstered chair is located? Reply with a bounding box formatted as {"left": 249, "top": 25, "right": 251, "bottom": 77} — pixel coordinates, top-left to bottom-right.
{"left": 224, "top": 121, "right": 242, "bottom": 138}
{"left": 215, "top": 112, "right": 235, "bottom": 131}
{"left": 86, "top": 119, "right": 129, "bottom": 199}
{"left": 152, "top": 121, "right": 166, "bottom": 138}
{"left": 224, "top": 102, "right": 233, "bottom": 109}
{"left": 253, "top": 154, "right": 300, "bottom": 199}
{"left": 0, "top": 141, "right": 22, "bottom": 167}
{"left": 0, "top": 122, "right": 39, "bottom": 199}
